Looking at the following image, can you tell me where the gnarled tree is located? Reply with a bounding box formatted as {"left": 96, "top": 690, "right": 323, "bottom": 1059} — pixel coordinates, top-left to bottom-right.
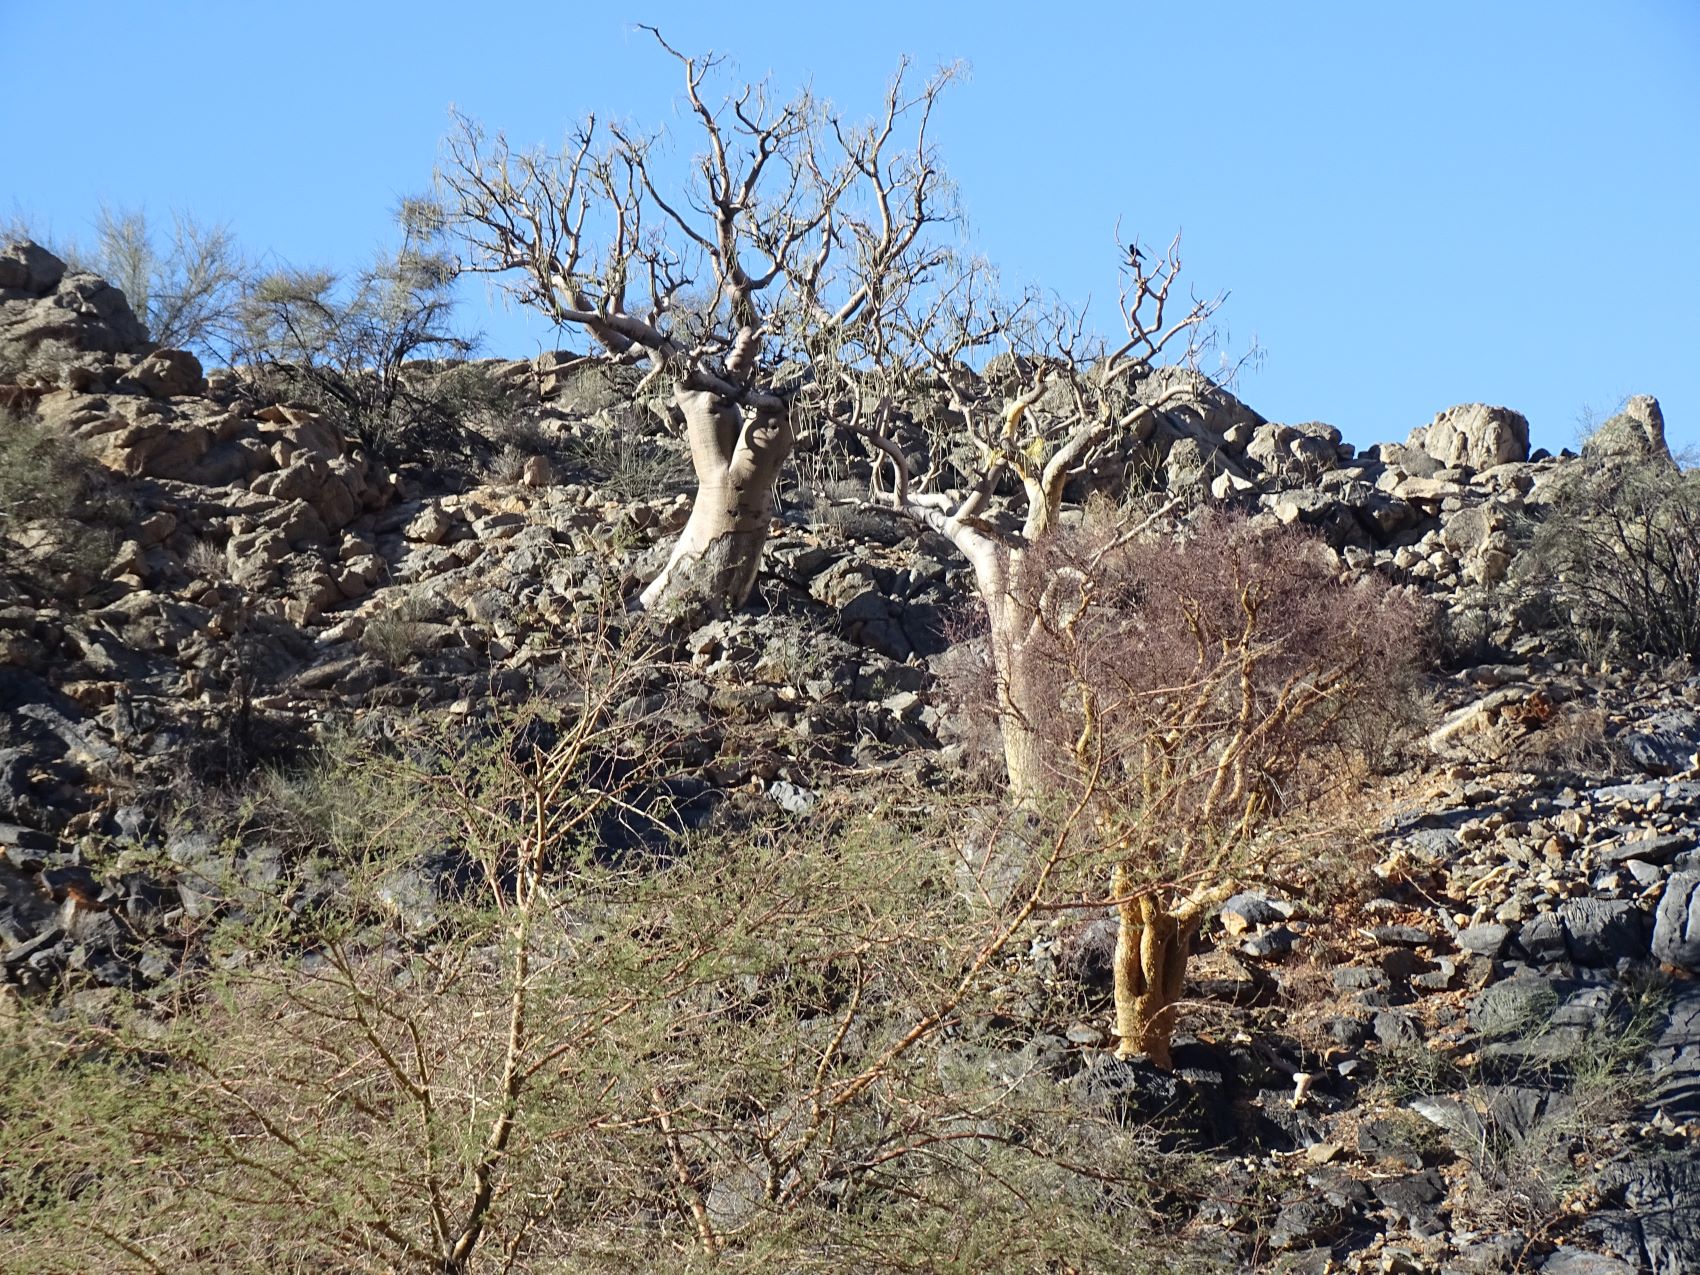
{"left": 858, "top": 248, "right": 1425, "bottom": 1065}
{"left": 441, "top": 29, "right": 957, "bottom": 616}
{"left": 855, "top": 238, "right": 1229, "bottom": 801}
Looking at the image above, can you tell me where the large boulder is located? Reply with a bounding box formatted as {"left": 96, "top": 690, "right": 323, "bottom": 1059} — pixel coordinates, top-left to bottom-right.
{"left": 1407, "top": 403, "right": 1530, "bottom": 470}
{"left": 1136, "top": 366, "right": 1265, "bottom": 439}
{"left": 1582, "top": 395, "right": 1673, "bottom": 468}
{"left": 0, "top": 240, "right": 67, "bottom": 295}
{"left": 1653, "top": 871, "right": 1700, "bottom": 972}
{"left": 125, "top": 347, "right": 206, "bottom": 398}
{"left": 0, "top": 240, "right": 148, "bottom": 361}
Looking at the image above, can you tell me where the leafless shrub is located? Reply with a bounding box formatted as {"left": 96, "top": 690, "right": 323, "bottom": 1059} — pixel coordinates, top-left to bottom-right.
{"left": 1517, "top": 456, "right": 1700, "bottom": 662}
{"left": 1, "top": 630, "right": 1219, "bottom": 1272}
{"left": 948, "top": 513, "right": 1431, "bottom": 1065}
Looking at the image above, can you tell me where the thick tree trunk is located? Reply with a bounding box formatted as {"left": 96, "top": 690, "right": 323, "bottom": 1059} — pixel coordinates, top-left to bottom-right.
{"left": 1111, "top": 879, "right": 1192, "bottom": 1069}
{"left": 984, "top": 589, "right": 1047, "bottom": 807}
{"left": 639, "top": 387, "right": 792, "bottom": 616}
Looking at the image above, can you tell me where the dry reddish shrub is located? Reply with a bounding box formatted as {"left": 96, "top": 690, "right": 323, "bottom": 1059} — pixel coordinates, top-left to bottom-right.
{"left": 973, "top": 513, "right": 1432, "bottom": 821}
{"left": 941, "top": 511, "right": 1433, "bottom": 1063}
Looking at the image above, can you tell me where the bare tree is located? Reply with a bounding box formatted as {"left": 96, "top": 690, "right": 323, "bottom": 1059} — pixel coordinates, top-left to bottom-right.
{"left": 91, "top": 204, "right": 249, "bottom": 360}
{"left": 855, "top": 237, "right": 1227, "bottom": 801}
{"left": 852, "top": 245, "right": 1426, "bottom": 1064}
{"left": 440, "top": 28, "right": 958, "bottom": 616}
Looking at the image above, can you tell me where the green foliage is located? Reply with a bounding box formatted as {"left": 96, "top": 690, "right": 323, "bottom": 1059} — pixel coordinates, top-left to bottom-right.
{"left": 0, "top": 411, "right": 118, "bottom": 598}
{"left": 234, "top": 212, "right": 474, "bottom": 459}
{"left": 0, "top": 411, "right": 91, "bottom": 524}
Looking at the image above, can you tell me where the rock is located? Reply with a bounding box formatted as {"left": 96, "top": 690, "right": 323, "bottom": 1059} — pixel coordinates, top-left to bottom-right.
{"left": 767, "top": 781, "right": 818, "bottom": 815}
{"left": 1457, "top": 922, "right": 1511, "bottom": 956}
{"left": 1219, "top": 891, "right": 1292, "bottom": 935}
{"left": 1582, "top": 396, "right": 1673, "bottom": 468}
{"left": 0, "top": 255, "right": 147, "bottom": 357}
{"left": 1522, "top": 899, "right": 1647, "bottom": 967}
{"left": 1621, "top": 712, "right": 1700, "bottom": 777}
{"left": 0, "top": 239, "right": 67, "bottom": 294}
{"left": 1268, "top": 1197, "right": 1348, "bottom": 1251}
{"left": 1604, "top": 832, "right": 1692, "bottom": 867}
{"left": 405, "top": 505, "right": 455, "bottom": 545}
{"left": 1644, "top": 982, "right": 1700, "bottom": 1122}
{"left": 1541, "top": 1250, "right": 1637, "bottom": 1275}
{"left": 520, "top": 454, "right": 556, "bottom": 487}
{"left": 1369, "top": 924, "right": 1436, "bottom": 947}
{"left": 126, "top": 348, "right": 206, "bottom": 398}
{"left": 1407, "top": 403, "right": 1530, "bottom": 470}
{"left": 1652, "top": 871, "right": 1700, "bottom": 970}
{"left": 1591, "top": 1153, "right": 1700, "bottom": 1275}
{"left": 1, "top": 855, "right": 58, "bottom": 946}
{"left": 1371, "top": 1168, "right": 1447, "bottom": 1237}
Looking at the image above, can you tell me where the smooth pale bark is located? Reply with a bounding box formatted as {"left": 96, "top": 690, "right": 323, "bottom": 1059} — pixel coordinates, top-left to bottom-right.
{"left": 639, "top": 386, "right": 793, "bottom": 615}
{"left": 984, "top": 590, "right": 1047, "bottom": 808}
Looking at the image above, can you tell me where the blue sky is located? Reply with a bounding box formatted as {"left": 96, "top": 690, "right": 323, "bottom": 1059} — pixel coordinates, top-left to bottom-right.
{"left": 4, "top": 1, "right": 1696, "bottom": 455}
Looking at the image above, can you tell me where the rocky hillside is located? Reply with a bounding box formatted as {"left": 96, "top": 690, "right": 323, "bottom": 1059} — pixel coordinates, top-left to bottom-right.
{"left": 2, "top": 238, "right": 1697, "bottom": 1274}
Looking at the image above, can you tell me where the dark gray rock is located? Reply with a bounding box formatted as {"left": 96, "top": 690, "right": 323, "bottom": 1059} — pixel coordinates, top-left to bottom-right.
{"left": 1458, "top": 922, "right": 1511, "bottom": 956}
{"left": 1356, "top": 1116, "right": 1431, "bottom": 1170}
{"left": 1268, "top": 1197, "right": 1347, "bottom": 1251}
{"left": 1369, "top": 924, "right": 1436, "bottom": 947}
{"left": 1521, "top": 911, "right": 1570, "bottom": 964}
{"left": 1591, "top": 1153, "right": 1700, "bottom": 1275}
{"left": 1645, "top": 981, "right": 1700, "bottom": 1122}
{"left": 1373, "top": 1009, "right": 1421, "bottom": 1046}
{"left": 1603, "top": 832, "right": 1692, "bottom": 867}
{"left": 1220, "top": 890, "right": 1292, "bottom": 931}
{"left": 1242, "top": 926, "right": 1299, "bottom": 959}
{"left": 1652, "top": 872, "right": 1700, "bottom": 970}
{"left": 1620, "top": 711, "right": 1700, "bottom": 777}
{"left": 1372, "top": 1167, "right": 1447, "bottom": 1237}
{"left": 1541, "top": 1250, "right": 1637, "bottom": 1275}
{"left": 1524, "top": 898, "right": 1650, "bottom": 967}
{"left": 0, "top": 855, "right": 57, "bottom": 946}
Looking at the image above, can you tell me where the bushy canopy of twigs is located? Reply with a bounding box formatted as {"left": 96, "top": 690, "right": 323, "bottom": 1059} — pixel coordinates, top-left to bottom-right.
{"left": 232, "top": 209, "right": 474, "bottom": 454}
{"left": 439, "top": 29, "right": 960, "bottom": 416}
{"left": 953, "top": 514, "right": 1431, "bottom": 903}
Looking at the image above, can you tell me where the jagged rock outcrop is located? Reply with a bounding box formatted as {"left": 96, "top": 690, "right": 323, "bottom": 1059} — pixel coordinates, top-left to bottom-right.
{"left": 1406, "top": 402, "right": 1532, "bottom": 470}
{"left": 1583, "top": 393, "right": 1674, "bottom": 467}
{"left": 0, "top": 240, "right": 148, "bottom": 360}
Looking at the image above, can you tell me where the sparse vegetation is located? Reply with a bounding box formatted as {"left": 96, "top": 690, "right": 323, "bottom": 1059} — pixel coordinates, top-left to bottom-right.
{"left": 234, "top": 205, "right": 474, "bottom": 458}
{"left": 0, "top": 641, "right": 1220, "bottom": 1274}
{"left": 0, "top": 410, "right": 119, "bottom": 597}
{"left": 0, "top": 410, "right": 94, "bottom": 524}
{"left": 1517, "top": 453, "right": 1700, "bottom": 662}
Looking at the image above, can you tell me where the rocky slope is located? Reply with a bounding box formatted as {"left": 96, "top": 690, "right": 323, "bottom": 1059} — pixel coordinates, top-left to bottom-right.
{"left": 2, "top": 238, "right": 1696, "bottom": 1273}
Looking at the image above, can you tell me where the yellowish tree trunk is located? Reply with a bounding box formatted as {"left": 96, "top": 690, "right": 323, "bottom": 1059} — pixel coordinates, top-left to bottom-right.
{"left": 1111, "top": 870, "right": 1193, "bottom": 1069}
